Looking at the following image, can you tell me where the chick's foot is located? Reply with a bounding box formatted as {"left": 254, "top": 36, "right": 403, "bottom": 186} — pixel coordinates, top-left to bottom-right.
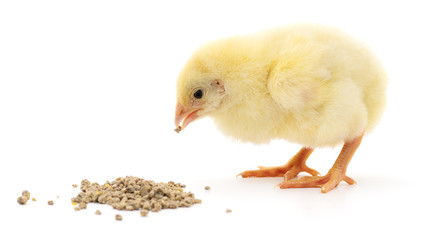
{"left": 237, "top": 147, "right": 319, "bottom": 180}
{"left": 279, "top": 133, "right": 363, "bottom": 193}
{"left": 278, "top": 173, "right": 356, "bottom": 193}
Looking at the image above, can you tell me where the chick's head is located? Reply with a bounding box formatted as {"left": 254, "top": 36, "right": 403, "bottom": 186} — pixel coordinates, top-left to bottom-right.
{"left": 175, "top": 58, "right": 227, "bottom": 130}
{"left": 175, "top": 37, "right": 265, "bottom": 131}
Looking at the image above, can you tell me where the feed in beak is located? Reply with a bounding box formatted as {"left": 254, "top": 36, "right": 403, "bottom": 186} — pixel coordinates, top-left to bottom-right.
{"left": 174, "top": 102, "right": 201, "bottom": 132}
{"left": 174, "top": 126, "right": 182, "bottom": 133}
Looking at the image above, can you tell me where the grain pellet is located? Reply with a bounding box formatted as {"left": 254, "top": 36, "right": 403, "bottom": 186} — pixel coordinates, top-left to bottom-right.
{"left": 22, "top": 190, "right": 30, "bottom": 198}
{"left": 226, "top": 208, "right": 232, "bottom": 213}
{"left": 115, "top": 214, "right": 123, "bottom": 221}
{"left": 204, "top": 186, "right": 211, "bottom": 190}
{"left": 17, "top": 196, "right": 28, "bottom": 205}
{"left": 95, "top": 210, "right": 101, "bottom": 215}
{"left": 140, "top": 209, "right": 148, "bottom": 217}
{"left": 47, "top": 200, "right": 54, "bottom": 205}
{"left": 174, "top": 126, "right": 182, "bottom": 133}
{"left": 79, "top": 202, "right": 87, "bottom": 209}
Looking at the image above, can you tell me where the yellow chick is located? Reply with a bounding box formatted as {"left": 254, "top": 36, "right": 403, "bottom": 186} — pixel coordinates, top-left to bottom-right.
{"left": 175, "top": 23, "right": 387, "bottom": 193}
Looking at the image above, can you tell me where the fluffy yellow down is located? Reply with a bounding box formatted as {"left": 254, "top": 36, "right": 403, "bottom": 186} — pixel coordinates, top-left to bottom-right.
{"left": 177, "top": 23, "right": 387, "bottom": 147}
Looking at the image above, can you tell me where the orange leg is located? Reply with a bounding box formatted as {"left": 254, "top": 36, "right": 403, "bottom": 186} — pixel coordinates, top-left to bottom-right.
{"left": 238, "top": 147, "right": 319, "bottom": 180}
{"left": 278, "top": 133, "right": 363, "bottom": 193}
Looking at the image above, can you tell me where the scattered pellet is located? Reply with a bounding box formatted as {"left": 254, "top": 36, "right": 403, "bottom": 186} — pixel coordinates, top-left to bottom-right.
{"left": 95, "top": 210, "right": 102, "bottom": 215}
{"left": 140, "top": 209, "right": 148, "bottom": 217}
{"left": 115, "top": 214, "right": 123, "bottom": 221}
{"left": 226, "top": 208, "right": 232, "bottom": 213}
{"left": 204, "top": 186, "right": 211, "bottom": 190}
{"left": 22, "top": 190, "right": 31, "bottom": 198}
{"left": 17, "top": 190, "right": 31, "bottom": 205}
{"left": 174, "top": 126, "right": 182, "bottom": 133}
{"left": 47, "top": 200, "right": 54, "bottom": 205}
{"left": 57, "top": 195, "right": 60, "bottom": 199}
{"left": 17, "top": 196, "right": 28, "bottom": 205}
{"left": 74, "top": 207, "right": 81, "bottom": 211}
{"left": 31, "top": 198, "right": 36, "bottom": 202}
{"left": 72, "top": 184, "right": 78, "bottom": 188}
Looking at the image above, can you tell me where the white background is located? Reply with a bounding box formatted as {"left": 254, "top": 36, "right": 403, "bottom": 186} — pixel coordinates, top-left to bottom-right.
{"left": 1, "top": 0, "right": 425, "bottom": 239}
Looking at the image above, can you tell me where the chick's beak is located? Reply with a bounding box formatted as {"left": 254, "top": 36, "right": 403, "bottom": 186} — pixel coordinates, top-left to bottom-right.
{"left": 175, "top": 102, "right": 200, "bottom": 131}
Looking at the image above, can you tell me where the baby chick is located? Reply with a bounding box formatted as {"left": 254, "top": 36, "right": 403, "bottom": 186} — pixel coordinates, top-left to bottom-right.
{"left": 175, "top": 23, "right": 387, "bottom": 193}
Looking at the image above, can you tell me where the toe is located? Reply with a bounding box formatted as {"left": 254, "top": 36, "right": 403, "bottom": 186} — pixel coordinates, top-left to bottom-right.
{"left": 237, "top": 170, "right": 256, "bottom": 178}
{"left": 303, "top": 166, "right": 320, "bottom": 177}
{"left": 238, "top": 166, "right": 289, "bottom": 178}
{"left": 279, "top": 176, "right": 325, "bottom": 189}
{"left": 343, "top": 175, "right": 356, "bottom": 185}
{"left": 283, "top": 169, "right": 299, "bottom": 181}
{"left": 321, "top": 175, "right": 355, "bottom": 193}
{"left": 321, "top": 178, "right": 340, "bottom": 193}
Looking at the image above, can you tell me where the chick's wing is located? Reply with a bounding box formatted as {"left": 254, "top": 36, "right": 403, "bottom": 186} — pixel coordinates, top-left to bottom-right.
{"left": 267, "top": 53, "right": 332, "bottom": 111}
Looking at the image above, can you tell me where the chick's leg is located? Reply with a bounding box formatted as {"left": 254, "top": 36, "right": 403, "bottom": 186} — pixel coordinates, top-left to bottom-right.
{"left": 278, "top": 133, "right": 363, "bottom": 193}
{"left": 238, "top": 147, "right": 319, "bottom": 180}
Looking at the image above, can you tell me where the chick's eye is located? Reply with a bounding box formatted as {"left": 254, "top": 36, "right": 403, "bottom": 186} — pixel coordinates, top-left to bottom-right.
{"left": 193, "top": 89, "right": 203, "bottom": 99}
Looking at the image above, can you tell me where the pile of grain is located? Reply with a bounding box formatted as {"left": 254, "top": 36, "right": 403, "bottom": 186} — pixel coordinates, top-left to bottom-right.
{"left": 71, "top": 176, "right": 201, "bottom": 213}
